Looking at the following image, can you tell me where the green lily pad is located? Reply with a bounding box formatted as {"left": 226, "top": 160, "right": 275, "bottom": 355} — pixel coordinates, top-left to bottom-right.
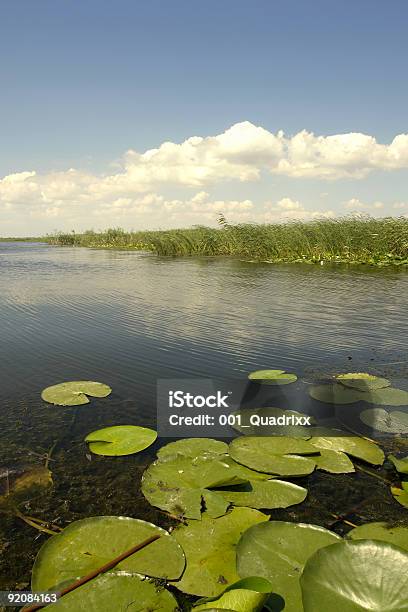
{"left": 336, "top": 373, "right": 390, "bottom": 391}
{"left": 389, "top": 454, "right": 408, "bottom": 474}
{"left": 157, "top": 438, "right": 229, "bottom": 459}
{"left": 170, "top": 507, "right": 269, "bottom": 597}
{"left": 309, "top": 428, "right": 384, "bottom": 465}
{"left": 232, "top": 407, "right": 313, "bottom": 437}
{"left": 348, "top": 522, "right": 408, "bottom": 552}
{"left": 248, "top": 370, "right": 298, "bottom": 385}
{"left": 309, "top": 384, "right": 363, "bottom": 404}
{"left": 237, "top": 521, "right": 341, "bottom": 612}
{"left": 31, "top": 516, "right": 185, "bottom": 592}
{"left": 193, "top": 577, "right": 273, "bottom": 612}
{"left": 314, "top": 449, "right": 355, "bottom": 474}
{"left": 364, "top": 387, "right": 408, "bottom": 406}
{"left": 41, "top": 381, "right": 112, "bottom": 406}
{"left": 391, "top": 486, "right": 408, "bottom": 509}
{"left": 300, "top": 540, "right": 408, "bottom": 611}
{"left": 40, "top": 574, "right": 178, "bottom": 611}
{"left": 85, "top": 425, "right": 157, "bottom": 456}
{"left": 229, "top": 437, "right": 318, "bottom": 476}
{"left": 360, "top": 409, "right": 408, "bottom": 433}
{"left": 219, "top": 479, "right": 307, "bottom": 509}
{"left": 141, "top": 454, "right": 248, "bottom": 520}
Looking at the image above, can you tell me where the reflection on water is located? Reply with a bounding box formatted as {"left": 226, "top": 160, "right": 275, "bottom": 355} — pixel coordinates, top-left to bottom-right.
{"left": 0, "top": 241, "right": 407, "bottom": 591}
{"left": 1, "top": 241, "right": 408, "bottom": 407}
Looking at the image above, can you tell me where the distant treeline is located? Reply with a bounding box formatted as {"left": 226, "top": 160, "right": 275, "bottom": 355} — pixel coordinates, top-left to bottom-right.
{"left": 44, "top": 216, "right": 408, "bottom": 265}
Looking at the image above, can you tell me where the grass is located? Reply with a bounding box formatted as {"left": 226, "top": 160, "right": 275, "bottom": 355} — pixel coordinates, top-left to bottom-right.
{"left": 44, "top": 216, "right": 408, "bottom": 265}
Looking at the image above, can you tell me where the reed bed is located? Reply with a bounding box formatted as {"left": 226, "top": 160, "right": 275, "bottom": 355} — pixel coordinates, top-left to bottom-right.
{"left": 44, "top": 216, "right": 408, "bottom": 265}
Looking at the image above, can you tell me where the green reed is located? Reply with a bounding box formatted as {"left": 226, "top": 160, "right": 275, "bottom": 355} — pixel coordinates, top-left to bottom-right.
{"left": 44, "top": 216, "right": 408, "bottom": 265}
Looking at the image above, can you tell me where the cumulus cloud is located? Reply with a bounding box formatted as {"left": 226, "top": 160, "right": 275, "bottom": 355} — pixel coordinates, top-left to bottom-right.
{"left": 344, "top": 198, "right": 384, "bottom": 211}
{"left": 1, "top": 121, "right": 407, "bottom": 232}
{"left": 263, "top": 197, "right": 335, "bottom": 222}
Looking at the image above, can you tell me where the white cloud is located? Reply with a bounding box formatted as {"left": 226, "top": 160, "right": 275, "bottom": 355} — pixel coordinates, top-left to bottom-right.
{"left": 1, "top": 121, "right": 407, "bottom": 232}
{"left": 264, "top": 197, "right": 335, "bottom": 222}
{"left": 344, "top": 198, "right": 384, "bottom": 211}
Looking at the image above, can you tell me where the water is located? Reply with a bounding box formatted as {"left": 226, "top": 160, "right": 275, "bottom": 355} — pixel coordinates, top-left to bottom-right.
{"left": 1, "top": 242, "right": 408, "bottom": 593}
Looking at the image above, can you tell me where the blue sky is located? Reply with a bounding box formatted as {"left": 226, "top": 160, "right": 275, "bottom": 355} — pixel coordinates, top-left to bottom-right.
{"left": 1, "top": 0, "right": 408, "bottom": 234}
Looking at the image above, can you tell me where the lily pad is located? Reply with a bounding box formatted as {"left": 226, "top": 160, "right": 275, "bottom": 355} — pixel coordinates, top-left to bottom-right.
{"left": 336, "top": 373, "right": 390, "bottom": 391}
{"left": 391, "top": 486, "right": 408, "bottom": 509}
{"left": 309, "top": 384, "right": 363, "bottom": 404}
{"left": 40, "top": 574, "right": 178, "bottom": 611}
{"left": 229, "top": 437, "right": 318, "bottom": 476}
{"left": 389, "top": 454, "right": 408, "bottom": 474}
{"left": 193, "top": 577, "right": 274, "bottom": 612}
{"left": 300, "top": 540, "right": 408, "bottom": 611}
{"left": 41, "top": 381, "right": 112, "bottom": 406}
{"left": 248, "top": 370, "right": 297, "bottom": 385}
{"left": 31, "top": 516, "right": 185, "bottom": 592}
{"left": 170, "top": 507, "right": 269, "bottom": 596}
{"left": 360, "top": 409, "right": 408, "bottom": 433}
{"left": 309, "top": 428, "right": 384, "bottom": 465}
{"left": 314, "top": 449, "right": 355, "bottom": 474}
{"left": 85, "top": 425, "right": 157, "bottom": 456}
{"left": 219, "top": 479, "right": 307, "bottom": 509}
{"left": 157, "top": 438, "right": 229, "bottom": 459}
{"left": 231, "top": 407, "right": 313, "bottom": 438}
{"left": 348, "top": 522, "right": 408, "bottom": 552}
{"left": 237, "top": 521, "right": 341, "bottom": 612}
{"left": 365, "top": 387, "right": 408, "bottom": 406}
{"left": 141, "top": 454, "right": 248, "bottom": 520}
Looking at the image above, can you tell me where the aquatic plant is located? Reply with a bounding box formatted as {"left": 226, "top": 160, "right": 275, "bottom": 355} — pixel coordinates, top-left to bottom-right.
{"left": 169, "top": 507, "right": 268, "bottom": 596}
{"left": 248, "top": 369, "right": 298, "bottom": 385}
{"left": 193, "top": 577, "right": 273, "bottom": 612}
{"left": 310, "top": 373, "right": 408, "bottom": 407}
{"left": 359, "top": 408, "right": 408, "bottom": 433}
{"left": 44, "top": 216, "right": 408, "bottom": 266}
{"left": 85, "top": 425, "right": 157, "bottom": 456}
{"left": 300, "top": 540, "right": 408, "bottom": 611}
{"left": 348, "top": 521, "right": 408, "bottom": 551}
{"left": 237, "top": 521, "right": 341, "bottom": 611}
{"left": 41, "top": 381, "right": 112, "bottom": 406}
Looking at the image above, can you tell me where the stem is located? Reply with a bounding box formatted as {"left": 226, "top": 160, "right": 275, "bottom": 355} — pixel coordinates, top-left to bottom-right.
{"left": 24, "top": 534, "right": 161, "bottom": 611}
{"left": 355, "top": 464, "right": 394, "bottom": 485}
{"left": 14, "top": 509, "right": 58, "bottom": 536}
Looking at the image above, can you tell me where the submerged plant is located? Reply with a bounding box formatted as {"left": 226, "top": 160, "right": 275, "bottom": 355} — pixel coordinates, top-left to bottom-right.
{"left": 360, "top": 408, "right": 408, "bottom": 433}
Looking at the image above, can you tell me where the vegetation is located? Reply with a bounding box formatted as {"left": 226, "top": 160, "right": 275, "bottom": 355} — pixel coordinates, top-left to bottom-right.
{"left": 44, "top": 216, "right": 408, "bottom": 265}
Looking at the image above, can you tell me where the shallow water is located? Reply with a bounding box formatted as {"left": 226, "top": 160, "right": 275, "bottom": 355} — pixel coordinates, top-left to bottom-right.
{"left": 0, "top": 242, "right": 407, "bottom": 597}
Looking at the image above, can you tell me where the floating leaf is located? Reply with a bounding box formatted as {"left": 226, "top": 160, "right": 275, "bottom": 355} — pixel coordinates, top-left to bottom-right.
{"left": 232, "top": 407, "right": 313, "bottom": 437}
{"left": 219, "top": 479, "right": 307, "bottom": 509}
{"left": 141, "top": 454, "right": 248, "bottom": 520}
{"left": 360, "top": 409, "right": 408, "bottom": 433}
{"left": 336, "top": 373, "right": 390, "bottom": 391}
{"left": 348, "top": 522, "right": 408, "bottom": 552}
{"left": 41, "top": 381, "right": 111, "bottom": 406}
{"left": 309, "top": 428, "right": 384, "bottom": 465}
{"left": 391, "top": 486, "right": 408, "bottom": 509}
{"left": 248, "top": 370, "right": 297, "bottom": 385}
{"left": 32, "top": 516, "right": 185, "bottom": 592}
{"left": 365, "top": 387, "right": 408, "bottom": 406}
{"left": 300, "top": 540, "right": 408, "bottom": 611}
{"left": 193, "top": 577, "right": 274, "bottom": 612}
{"left": 85, "top": 425, "right": 157, "bottom": 456}
{"left": 229, "top": 437, "right": 317, "bottom": 476}
{"left": 389, "top": 454, "right": 408, "bottom": 474}
{"left": 309, "top": 384, "right": 363, "bottom": 404}
{"left": 40, "top": 574, "right": 178, "bottom": 611}
{"left": 237, "top": 521, "right": 341, "bottom": 612}
{"left": 157, "top": 438, "right": 229, "bottom": 459}
{"left": 170, "top": 507, "right": 269, "bottom": 596}
{"left": 314, "top": 449, "right": 355, "bottom": 474}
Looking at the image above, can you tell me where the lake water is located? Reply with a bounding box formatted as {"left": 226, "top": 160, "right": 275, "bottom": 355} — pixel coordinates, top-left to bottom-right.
{"left": 1, "top": 241, "right": 408, "bottom": 593}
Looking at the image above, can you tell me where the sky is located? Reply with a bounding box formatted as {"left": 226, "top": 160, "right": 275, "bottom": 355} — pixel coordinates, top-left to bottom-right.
{"left": 1, "top": 0, "right": 408, "bottom": 235}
